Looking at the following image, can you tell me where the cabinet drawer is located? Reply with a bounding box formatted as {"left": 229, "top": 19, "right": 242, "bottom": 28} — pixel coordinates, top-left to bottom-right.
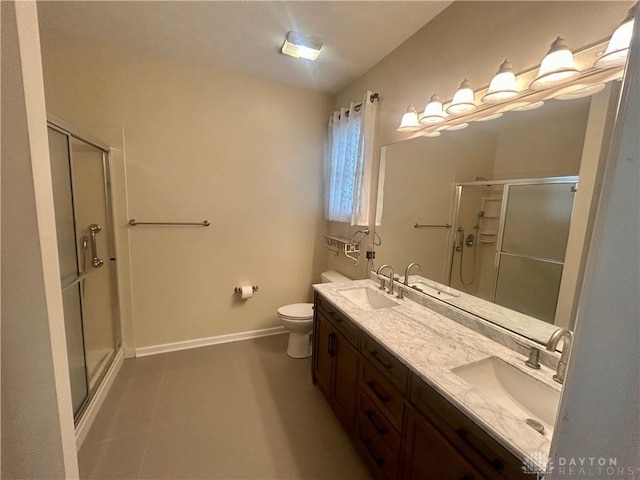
{"left": 409, "top": 374, "right": 528, "bottom": 480}
{"left": 357, "top": 390, "right": 401, "bottom": 457}
{"left": 361, "top": 334, "right": 409, "bottom": 393}
{"left": 355, "top": 407, "right": 400, "bottom": 480}
{"left": 315, "top": 294, "right": 360, "bottom": 347}
{"left": 360, "top": 362, "right": 405, "bottom": 431}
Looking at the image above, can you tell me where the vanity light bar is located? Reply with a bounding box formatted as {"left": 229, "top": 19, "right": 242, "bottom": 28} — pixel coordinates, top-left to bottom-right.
{"left": 397, "top": 9, "right": 632, "bottom": 134}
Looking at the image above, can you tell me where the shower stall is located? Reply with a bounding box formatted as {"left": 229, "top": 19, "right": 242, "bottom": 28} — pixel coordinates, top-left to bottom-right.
{"left": 449, "top": 176, "right": 578, "bottom": 323}
{"left": 47, "top": 117, "right": 121, "bottom": 423}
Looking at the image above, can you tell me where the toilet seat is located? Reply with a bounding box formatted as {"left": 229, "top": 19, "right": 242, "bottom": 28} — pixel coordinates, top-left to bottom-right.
{"left": 277, "top": 303, "right": 313, "bottom": 320}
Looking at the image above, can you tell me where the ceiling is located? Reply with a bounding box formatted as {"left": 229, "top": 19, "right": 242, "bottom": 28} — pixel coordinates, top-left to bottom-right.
{"left": 36, "top": 1, "right": 452, "bottom": 94}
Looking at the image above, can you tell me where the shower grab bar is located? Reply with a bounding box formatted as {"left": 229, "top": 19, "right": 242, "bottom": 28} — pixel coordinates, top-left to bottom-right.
{"left": 129, "top": 219, "right": 210, "bottom": 227}
{"left": 414, "top": 223, "right": 452, "bottom": 229}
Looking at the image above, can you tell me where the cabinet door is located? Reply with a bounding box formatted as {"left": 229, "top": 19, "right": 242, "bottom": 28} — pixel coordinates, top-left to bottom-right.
{"left": 333, "top": 333, "right": 360, "bottom": 430}
{"left": 314, "top": 314, "right": 334, "bottom": 398}
{"left": 402, "top": 409, "right": 486, "bottom": 480}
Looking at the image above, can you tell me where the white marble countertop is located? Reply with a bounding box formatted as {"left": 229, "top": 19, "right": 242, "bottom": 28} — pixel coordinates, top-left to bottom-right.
{"left": 313, "top": 279, "right": 562, "bottom": 469}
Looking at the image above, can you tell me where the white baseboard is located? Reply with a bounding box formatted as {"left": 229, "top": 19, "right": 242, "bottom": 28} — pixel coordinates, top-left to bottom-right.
{"left": 135, "top": 326, "right": 288, "bottom": 357}
{"left": 75, "top": 347, "right": 124, "bottom": 450}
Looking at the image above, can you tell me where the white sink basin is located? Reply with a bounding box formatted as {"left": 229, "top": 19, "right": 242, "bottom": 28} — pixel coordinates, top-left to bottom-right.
{"left": 339, "top": 287, "right": 399, "bottom": 311}
{"left": 452, "top": 357, "right": 560, "bottom": 436}
{"left": 411, "top": 281, "right": 460, "bottom": 300}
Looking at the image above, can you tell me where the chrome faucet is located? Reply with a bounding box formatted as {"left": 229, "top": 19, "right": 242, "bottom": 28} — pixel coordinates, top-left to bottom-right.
{"left": 545, "top": 328, "right": 573, "bottom": 384}
{"left": 396, "top": 262, "right": 422, "bottom": 299}
{"left": 403, "top": 262, "right": 422, "bottom": 286}
{"left": 376, "top": 264, "right": 395, "bottom": 295}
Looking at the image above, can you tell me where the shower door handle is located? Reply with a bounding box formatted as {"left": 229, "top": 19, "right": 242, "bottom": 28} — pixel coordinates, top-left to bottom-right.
{"left": 89, "top": 224, "right": 104, "bottom": 268}
{"left": 455, "top": 227, "right": 465, "bottom": 251}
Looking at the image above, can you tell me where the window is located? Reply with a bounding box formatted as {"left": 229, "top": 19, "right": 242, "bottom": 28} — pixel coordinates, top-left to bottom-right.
{"left": 324, "top": 91, "right": 378, "bottom": 226}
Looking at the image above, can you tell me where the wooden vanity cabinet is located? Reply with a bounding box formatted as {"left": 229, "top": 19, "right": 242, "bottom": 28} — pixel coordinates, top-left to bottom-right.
{"left": 312, "top": 293, "right": 360, "bottom": 432}
{"left": 312, "top": 292, "right": 529, "bottom": 480}
{"left": 355, "top": 333, "right": 409, "bottom": 479}
{"left": 408, "top": 374, "right": 529, "bottom": 480}
{"left": 402, "top": 406, "right": 487, "bottom": 480}
{"left": 355, "top": 391, "right": 403, "bottom": 480}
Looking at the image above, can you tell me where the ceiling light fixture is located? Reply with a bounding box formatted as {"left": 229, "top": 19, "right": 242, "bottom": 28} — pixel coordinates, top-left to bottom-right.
{"left": 530, "top": 37, "right": 580, "bottom": 90}
{"left": 422, "top": 131, "right": 442, "bottom": 137}
{"left": 281, "top": 31, "right": 323, "bottom": 61}
{"left": 447, "top": 79, "right": 478, "bottom": 115}
{"left": 594, "top": 5, "right": 637, "bottom": 69}
{"left": 419, "top": 94, "right": 447, "bottom": 125}
{"left": 444, "top": 123, "right": 469, "bottom": 131}
{"left": 475, "top": 113, "right": 504, "bottom": 122}
{"left": 482, "top": 60, "right": 519, "bottom": 103}
{"left": 397, "top": 105, "right": 422, "bottom": 132}
{"left": 511, "top": 101, "right": 545, "bottom": 111}
{"left": 554, "top": 83, "right": 606, "bottom": 100}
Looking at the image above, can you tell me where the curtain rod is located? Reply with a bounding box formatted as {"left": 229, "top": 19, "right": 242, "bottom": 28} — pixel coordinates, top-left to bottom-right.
{"left": 342, "top": 92, "right": 379, "bottom": 118}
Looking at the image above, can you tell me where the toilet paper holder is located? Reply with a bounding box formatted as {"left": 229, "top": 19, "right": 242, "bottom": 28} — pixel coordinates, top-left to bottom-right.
{"left": 234, "top": 286, "right": 259, "bottom": 294}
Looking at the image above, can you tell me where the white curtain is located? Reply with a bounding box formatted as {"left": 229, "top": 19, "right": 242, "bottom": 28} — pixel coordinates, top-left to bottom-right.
{"left": 324, "top": 91, "right": 378, "bottom": 226}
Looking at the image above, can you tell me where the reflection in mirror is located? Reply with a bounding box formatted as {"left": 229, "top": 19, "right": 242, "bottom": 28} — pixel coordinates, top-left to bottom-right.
{"left": 451, "top": 177, "right": 577, "bottom": 324}
{"left": 375, "top": 84, "right": 620, "bottom": 345}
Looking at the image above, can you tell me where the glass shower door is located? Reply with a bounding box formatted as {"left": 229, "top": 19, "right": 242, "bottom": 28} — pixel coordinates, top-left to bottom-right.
{"left": 494, "top": 181, "right": 577, "bottom": 322}
{"left": 69, "top": 137, "right": 120, "bottom": 391}
{"left": 47, "top": 124, "right": 120, "bottom": 421}
{"left": 48, "top": 127, "right": 89, "bottom": 415}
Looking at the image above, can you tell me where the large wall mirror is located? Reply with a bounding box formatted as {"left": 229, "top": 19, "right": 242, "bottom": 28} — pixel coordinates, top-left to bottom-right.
{"left": 374, "top": 80, "right": 622, "bottom": 345}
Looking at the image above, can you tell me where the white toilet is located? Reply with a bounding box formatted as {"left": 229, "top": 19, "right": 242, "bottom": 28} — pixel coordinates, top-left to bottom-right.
{"left": 277, "top": 270, "right": 350, "bottom": 358}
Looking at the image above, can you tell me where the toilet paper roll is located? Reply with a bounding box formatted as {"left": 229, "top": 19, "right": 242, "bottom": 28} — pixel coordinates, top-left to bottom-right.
{"left": 240, "top": 285, "right": 253, "bottom": 300}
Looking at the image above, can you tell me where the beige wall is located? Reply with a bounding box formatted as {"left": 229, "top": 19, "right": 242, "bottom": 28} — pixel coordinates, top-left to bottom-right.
{"left": 40, "top": 33, "right": 333, "bottom": 350}
{"left": 329, "top": 0, "right": 632, "bottom": 280}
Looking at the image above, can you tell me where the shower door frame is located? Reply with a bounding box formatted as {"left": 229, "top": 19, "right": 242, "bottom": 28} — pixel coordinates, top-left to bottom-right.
{"left": 47, "top": 114, "right": 123, "bottom": 424}
{"left": 450, "top": 175, "right": 579, "bottom": 305}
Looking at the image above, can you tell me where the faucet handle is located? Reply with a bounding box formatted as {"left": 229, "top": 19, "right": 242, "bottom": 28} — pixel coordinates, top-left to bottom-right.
{"left": 525, "top": 347, "right": 541, "bottom": 370}
{"left": 517, "top": 342, "right": 541, "bottom": 370}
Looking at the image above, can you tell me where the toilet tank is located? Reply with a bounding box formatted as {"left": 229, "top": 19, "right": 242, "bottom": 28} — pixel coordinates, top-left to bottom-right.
{"left": 321, "top": 270, "right": 351, "bottom": 283}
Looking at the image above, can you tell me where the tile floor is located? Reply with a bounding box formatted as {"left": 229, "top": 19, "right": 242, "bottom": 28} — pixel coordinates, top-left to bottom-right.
{"left": 79, "top": 334, "right": 371, "bottom": 479}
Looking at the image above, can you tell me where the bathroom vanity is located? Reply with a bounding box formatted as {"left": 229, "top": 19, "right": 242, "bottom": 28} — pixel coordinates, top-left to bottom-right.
{"left": 312, "top": 279, "right": 561, "bottom": 480}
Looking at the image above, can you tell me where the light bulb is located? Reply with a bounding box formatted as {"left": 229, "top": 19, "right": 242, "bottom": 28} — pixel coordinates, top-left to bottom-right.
{"left": 594, "top": 5, "right": 636, "bottom": 69}
{"left": 397, "top": 105, "right": 421, "bottom": 132}
{"left": 530, "top": 37, "right": 580, "bottom": 90}
{"left": 482, "top": 60, "right": 519, "bottom": 103}
{"left": 447, "top": 79, "right": 478, "bottom": 115}
{"left": 419, "top": 94, "right": 447, "bottom": 125}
